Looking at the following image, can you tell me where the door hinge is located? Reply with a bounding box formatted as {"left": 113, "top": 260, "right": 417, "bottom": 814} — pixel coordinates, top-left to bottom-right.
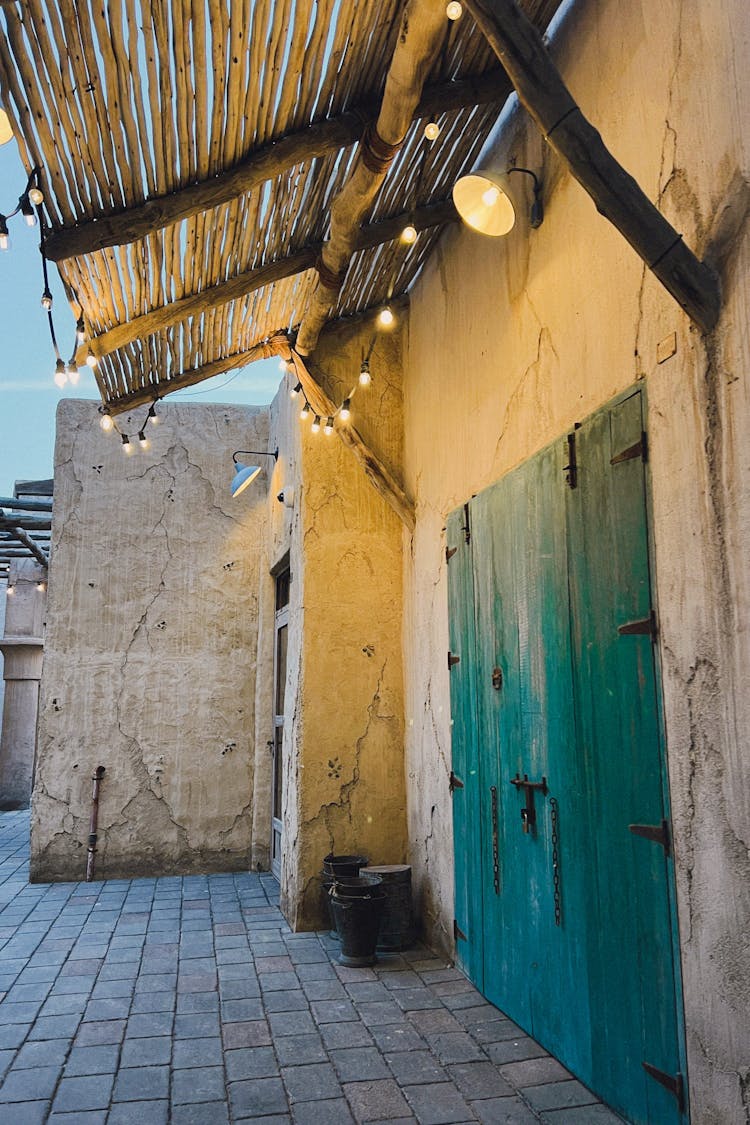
{"left": 449, "top": 770, "right": 464, "bottom": 794}
{"left": 628, "top": 818, "right": 671, "bottom": 856}
{"left": 611, "top": 431, "right": 648, "bottom": 465}
{"left": 564, "top": 428, "right": 579, "bottom": 489}
{"left": 642, "top": 1062, "right": 685, "bottom": 1112}
{"left": 446, "top": 545, "right": 458, "bottom": 563}
{"left": 618, "top": 610, "right": 657, "bottom": 638}
{"left": 453, "top": 918, "right": 468, "bottom": 942}
{"left": 448, "top": 651, "right": 461, "bottom": 670}
{"left": 462, "top": 502, "right": 471, "bottom": 544}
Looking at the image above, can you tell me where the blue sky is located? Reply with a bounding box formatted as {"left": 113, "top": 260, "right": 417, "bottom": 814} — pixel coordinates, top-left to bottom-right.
{"left": 0, "top": 140, "right": 281, "bottom": 500}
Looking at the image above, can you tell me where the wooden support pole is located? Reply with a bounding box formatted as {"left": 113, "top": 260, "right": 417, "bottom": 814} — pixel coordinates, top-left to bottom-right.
{"left": 10, "top": 528, "right": 48, "bottom": 567}
{"left": 463, "top": 0, "right": 720, "bottom": 332}
{"left": 291, "top": 351, "right": 415, "bottom": 532}
{"left": 296, "top": 0, "right": 449, "bottom": 355}
{"left": 42, "top": 69, "right": 508, "bottom": 262}
{"left": 82, "top": 200, "right": 457, "bottom": 365}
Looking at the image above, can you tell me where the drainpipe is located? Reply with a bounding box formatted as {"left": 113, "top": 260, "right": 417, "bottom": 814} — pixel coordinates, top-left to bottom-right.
{"left": 85, "top": 766, "right": 106, "bottom": 882}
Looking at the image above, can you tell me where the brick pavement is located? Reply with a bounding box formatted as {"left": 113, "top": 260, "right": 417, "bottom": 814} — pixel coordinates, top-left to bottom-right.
{"left": 0, "top": 810, "right": 625, "bottom": 1123}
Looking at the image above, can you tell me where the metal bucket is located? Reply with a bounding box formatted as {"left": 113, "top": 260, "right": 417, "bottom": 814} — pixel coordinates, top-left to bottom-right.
{"left": 360, "top": 864, "right": 416, "bottom": 950}
{"left": 322, "top": 853, "right": 368, "bottom": 877}
{"left": 330, "top": 883, "right": 386, "bottom": 967}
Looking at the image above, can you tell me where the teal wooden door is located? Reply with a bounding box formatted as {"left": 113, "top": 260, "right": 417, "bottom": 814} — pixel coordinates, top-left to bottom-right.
{"left": 447, "top": 388, "right": 686, "bottom": 1124}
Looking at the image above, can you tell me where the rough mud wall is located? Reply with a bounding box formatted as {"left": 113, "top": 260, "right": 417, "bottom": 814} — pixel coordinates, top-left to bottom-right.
{"left": 32, "top": 399, "right": 271, "bottom": 881}
{"left": 277, "top": 319, "right": 408, "bottom": 930}
{"left": 404, "top": 0, "right": 749, "bottom": 1118}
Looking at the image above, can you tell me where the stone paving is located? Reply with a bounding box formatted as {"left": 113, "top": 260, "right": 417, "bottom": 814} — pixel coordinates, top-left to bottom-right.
{"left": 0, "top": 810, "right": 625, "bottom": 1124}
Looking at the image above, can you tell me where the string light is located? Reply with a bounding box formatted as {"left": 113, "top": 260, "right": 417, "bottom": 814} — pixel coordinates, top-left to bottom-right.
{"left": 424, "top": 122, "right": 440, "bottom": 141}
{"left": 41, "top": 288, "right": 53, "bottom": 311}
{"left": 311, "top": 415, "right": 321, "bottom": 434}
{"left": 19, "top": 194, "right": 35, "bottom": 226}
{"left": 29, "top": 185, "right": 44, "bottom": 206}
{"left": 36, "top": 581, "right": 46, "bottom": 592}
{"left": 400, "top": 223, "right": 417, "bottom": 245}
{"left": 377, "top": 306, "right": 395, "bottom": 329}
{"left": 53, "top": 359, "right": 67, "bottom": 388}
{"left": 147, "top": 402, "right": 159, "bottom": 425}
{"left": 278, "top": 358, "right": 288, "bottom": 372}
{"left": 300, "top": 401, "right": 311, "bottom": 420}
{"left": 86, "top": 348, "right": 98, "bottom": 368}
{"left": 0, "top": 215, "right": 8, "bottom": 250}
{"left": 121, "top": 434, "right": 133, "bottom": 454}
{"left": 340, "top": 398, "right": 351, "bottom": 421}
{"left": 6, "top": 584, "right": 14, "bottom": 596}
{"left": 446, "top": 1, "right": 463, "bottom": 19}
{"left": 359, "top": 360, "right": 371, "bottom": 386}
{"left": 66, "top": 361, "right": 79, "bottom": 385}
{"left": 99, "top": 407, "right": 113, "bottom": 432}
{"left": 290, "top": 381, "right": 302, "bottom": 398}
{"left": 324, "top": 417, "right": 334, "bottom": 436}
{"left": 138, "top": 429, "right": 149, "bottom": 449}
{"left": 76, "top": 316, "right": 86, "bottom": 344}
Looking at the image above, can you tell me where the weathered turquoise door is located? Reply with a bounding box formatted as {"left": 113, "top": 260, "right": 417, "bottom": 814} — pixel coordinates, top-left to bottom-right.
{"left": 447, "top": 388, "right": 686, "bottom": 1124}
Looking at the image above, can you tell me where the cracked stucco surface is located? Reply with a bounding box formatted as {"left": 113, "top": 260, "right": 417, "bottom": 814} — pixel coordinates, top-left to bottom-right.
{"left": 403, "top": 0, "right": 750, "bottom": 1120}
{"left": 31, "top": 399, "right": 271, "bottom": 881}
{"left": 273, "top": 322, "right": 408, "bottom": 931}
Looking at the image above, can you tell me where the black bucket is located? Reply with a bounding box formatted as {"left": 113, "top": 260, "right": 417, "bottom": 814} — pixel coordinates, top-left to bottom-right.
{"left": 360, "top": 865, "right": 416, "bottom": 950}
{"left": 332, "top": 874, "right": 383, "bottom": 897}
{"left": 330, "top": 884, "right": 386, "bottom": 967}
{"left": 322, "top": 853, "right": 368, "bottom": 877}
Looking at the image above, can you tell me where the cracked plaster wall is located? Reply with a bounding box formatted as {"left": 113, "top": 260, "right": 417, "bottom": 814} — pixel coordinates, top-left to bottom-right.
{"left": 31, "top": 399, "right": 271, "bottom": 881}
{"left": 403, "top": 0, "right": 750, "bottom": 1119}
{"left": 272, "top": 320, "right": 408, "bottom": 931}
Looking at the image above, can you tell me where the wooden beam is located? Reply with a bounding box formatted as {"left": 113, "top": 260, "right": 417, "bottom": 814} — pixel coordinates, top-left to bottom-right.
{"left": 43, "top": 69, "right": 509, "bottom": 262}
{"left": 10, "top": 528, "right": 48, "bottom": 567}
{"left": 296, "top": 0, "right": 449, "bottom": 355}
{"left": 0, "top": 497, "right": 53, "bottom": 512}
{"left": 0, "top": 516, "right": 52, "bottom": 532}
{"left": 292, "top": 350, "right": 415, "bottom": 532}
{"left": 82, "top": 200, "right": 457, "bottom": 364}
{"left": 463, "top": 0, "right": 720, "bottom": 332}
{"left": 107, "top": 335, "right": 289, "bottom": 416}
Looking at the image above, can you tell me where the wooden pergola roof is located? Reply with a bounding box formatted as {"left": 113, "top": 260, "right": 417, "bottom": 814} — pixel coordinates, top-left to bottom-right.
{"left": 0, "top": 0, "right": 563, "bottom": 414}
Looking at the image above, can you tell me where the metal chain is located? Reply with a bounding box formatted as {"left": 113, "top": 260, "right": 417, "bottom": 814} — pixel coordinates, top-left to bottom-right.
{"left": 490, "top": 786, "right": 500, "bottom": 895}
{"left": 550, "top": 797, "right": 562, "bottom": 926}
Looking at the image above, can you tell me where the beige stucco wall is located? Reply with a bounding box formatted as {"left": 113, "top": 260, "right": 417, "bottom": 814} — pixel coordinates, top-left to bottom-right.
{"left": 271, "top": 320, "right": 408, "bottom": 930}
{"left": 403, "top": 0, "right": 749, "bottom": 1120}
{"left": 31, "top": 399, "right": 272, "bottom": 881}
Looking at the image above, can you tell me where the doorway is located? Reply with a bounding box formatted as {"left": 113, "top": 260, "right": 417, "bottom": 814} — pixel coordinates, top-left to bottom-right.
{"left": 270, "top": 567, "right": 290, "bottom": 880}
{"left": 447, "top": 388, "right": 687, "bottom": 1123}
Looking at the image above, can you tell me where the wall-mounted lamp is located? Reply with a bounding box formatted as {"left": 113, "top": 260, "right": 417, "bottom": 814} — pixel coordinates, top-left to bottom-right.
{"left": 452, "top": 166, "right": 543, "bottom": 237}
{"left": 276, "top": 487, "right": 295, "bottom": 508}
{"left": 230, "top": 448, "right": 279, "bottom": 498}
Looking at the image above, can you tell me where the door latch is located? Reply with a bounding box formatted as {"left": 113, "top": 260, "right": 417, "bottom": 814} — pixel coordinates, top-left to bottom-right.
{"left": 510, "top": 774, "right": 548, "bottom": 834}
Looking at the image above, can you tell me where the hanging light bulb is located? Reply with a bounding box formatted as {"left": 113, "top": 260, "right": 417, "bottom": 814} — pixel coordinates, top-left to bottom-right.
{"left": 147, "top": 402, "right": 159, "bottom": 425}
{"left": 86, "top": 348, "right": 98, "bottom": 368}
{"left": 359, "top": 360, "right": 371, "bottom": 386}
{"left": 99, "top": 408, "right": 113, "bottom": 432}
{"left": 424, "top": 122, "right": 440, "bottom": 141}
{"left": 300, "top": 401, "right": 310, "bottom": 420}
{"left": 121, "top": 433, "right": 133, "bottom": 454}
{"left": 0, "top": 215, "right": 9, "bottom": 251}
{"left": 446, "top": 1, "right": 463, "bottom": 19}
{"left": 290, "top": 381, "right": 302, "bottom": 398}
{"left": 36, "top": 581, "right": 46, "bottom": 592}
{"left": 6, "top": 585, "right": 14, "bottom": 596}
{"left": 324, "top": 416, "right": 334, "bottom": 436}
{"left": 400, "top": 223, "right": 418, "bottom": 245}
{"left": 76, "top": 316, "right": 86, "bottom": 344}
{"left": 340, "top": 398, "right": 351, "bottom": 421}
{"left": 29, "top": 185, "right": 44, "bottom": 206}
{"left": 66, "top": 362, "right": 79, "bottom": 385}
{"left": 41, "top": 288, "right": 53, "bottom": 311}
{"left": 53, "top": 359, "right": 67, "bottom": 388}
{"left": 138, "top": 429, "right": 149, "bottom": 450}
{"left": 377, "top": 306, "right": 395, "bottom": 329}
{"left": 19, "top": 194, "right": 35, "bottom": 226}
{"left": 278, "top": 358, "right": 288, "bottom": 372}
{"left": 311, "top": 415, "right": 321, "bottom": 434}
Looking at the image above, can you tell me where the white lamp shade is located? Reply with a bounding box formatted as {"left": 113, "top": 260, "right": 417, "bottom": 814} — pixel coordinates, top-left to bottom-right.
{"left": 452, "top": 169, "right": 517, "bottom": 237}
{"left": 0, "top": 109, "right": 12, "bottom": 146}
{"left": 230, "top": 462, "right": 262, "bottom": 497}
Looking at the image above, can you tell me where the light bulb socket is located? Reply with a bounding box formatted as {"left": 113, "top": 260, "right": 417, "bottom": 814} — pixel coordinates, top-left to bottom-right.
{"left": 86, "top": 348, "right": 98, "bottom": 368}
{"left": 0, "top": 215, "right": 8, "bottom": 250}
{"left": 340, "top": 398, "right": 351, "bottom": 421}
{"left": 138, "top": 429, "right": 149, "bottom": 447}
{"left": 20, "top": 194, "right": 36, "bottom": 226}
{"left": 359, "top": 360, "right": 371, "bottom": 386}
{"left": 121, "top": 433, "right": 132, "bottom": 453}
{"left": 324, "top": 416, "right": 334, "bottom": 435}
{"left": 300, "top": 401, "right": 310, "bottom": 420}
{"left": 76, "top": 316, "right": 86, "bottom": 343}
{"left": 311, "top": 415, "right": 321, "bottom": 433}
{"left": 41, "top": 288, "right": 53, "bottom": 311}
{"left": 290, "top": 381, "right": 302, "bottom": 398}
{"left": 147, "top": 402, "right": 159, "bottom": 424}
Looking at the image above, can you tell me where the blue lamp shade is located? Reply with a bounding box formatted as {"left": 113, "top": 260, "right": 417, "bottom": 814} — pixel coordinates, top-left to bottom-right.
{"left": 230, "top": 462, "right": 262, "bottom": 497}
